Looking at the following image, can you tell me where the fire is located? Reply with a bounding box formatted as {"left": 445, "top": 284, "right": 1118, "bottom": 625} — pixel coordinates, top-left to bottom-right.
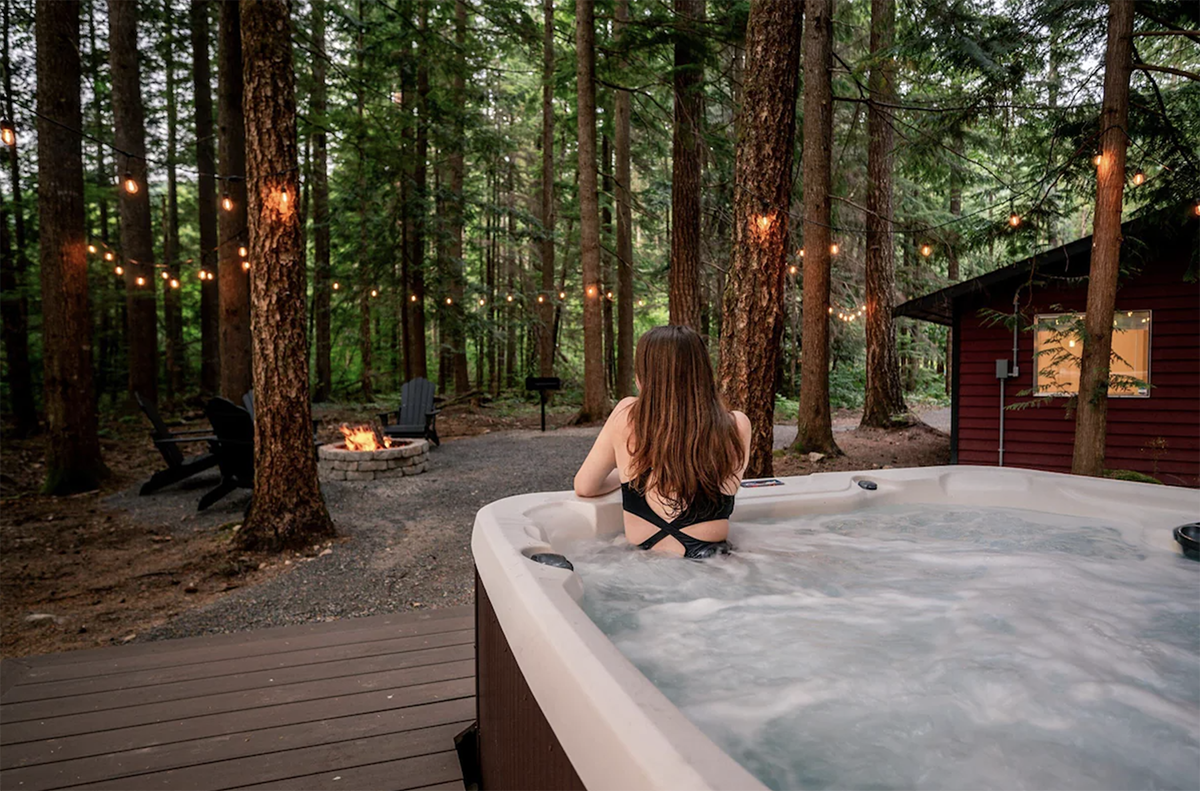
{"left": 339, "top": 424, "right": 392, "bottom": 452}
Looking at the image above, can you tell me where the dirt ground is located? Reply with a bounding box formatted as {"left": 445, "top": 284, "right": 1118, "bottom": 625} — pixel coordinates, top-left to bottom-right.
{"left": 1, "top": 398, "right": 947, "bottom": 659}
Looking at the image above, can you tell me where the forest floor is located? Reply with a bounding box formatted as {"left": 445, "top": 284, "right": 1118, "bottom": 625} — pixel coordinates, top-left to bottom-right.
{"left": 1, "top": 399, "right": 948, "bottom": 659}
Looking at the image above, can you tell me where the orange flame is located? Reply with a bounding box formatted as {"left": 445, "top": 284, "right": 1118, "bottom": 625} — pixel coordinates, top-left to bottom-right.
{"left": 339, "top": 424, "right": 392, "bottom": 451}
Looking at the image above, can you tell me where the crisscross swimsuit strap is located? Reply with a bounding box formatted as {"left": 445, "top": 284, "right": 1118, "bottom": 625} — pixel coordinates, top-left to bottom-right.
{"left": 621, "top": 482, "right": 734, "bottom": 559}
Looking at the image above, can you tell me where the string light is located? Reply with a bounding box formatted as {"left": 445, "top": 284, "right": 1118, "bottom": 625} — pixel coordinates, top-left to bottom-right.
{"left": 637, "top": 299, "right": 645, "bottom": 307}
{"left": 169, "top": 278, "right": 180, "bottom": 289}
{"left": 134, "top": 276, "right": 145, "bottom": 286}
{"left": 1194, "top": 203, "right": 1199, "bottom": 217}
{"left": 558, "top": 291, "right": 566, "bottom": 300}
{"left": 830, "top": 243, "right": 839, "bottom": 255}
{"left": 370, "top": 289, "right": 378, "bottom": 298}
{"left": 221, "top": 195, "right": 233, "bottom": 212}
{"left": 1132, "top": 169, "right": 1145, "bottom": 186}
{"left": 410, "top": 294, "right": 418, "bottom": 302}
{"left": 537, "top": 294, "right": 545, "bottom": 303}
{"left": 123, "top": 172, "right": 139, "bottom": 194}
{"left": 241, "top": 260, "right": 250, "bottom": 271}
{"left": 506, "top": 294, "right": 514, "bottom": 302}
{"left": 114, "top": 266, "right": 124, "bottom": 276}
{"left": 478, "top": 297, "right": 486, "bottom": 306}
{"left": 798, "top": 248, "right": 805, "bottom": 258}
{"left": 87, "top": 244, "right": 97, "bottom": 254}
{"left": 104, "top": 251, "right": 114, "bottom": 262}
{"left": 586, "top": 286, "right": 597, "bottom": 298}
{"left": 827, "top": 306, "right": 834, "bottom": 314}
{"left": 606, "top": 291, "right": 614, "bottom": 300}
{"left": 1008, "top": 210, "right": 1022, "bottom": 228}
{"left": 332, "top": 282, "right": 340, "bottom": 290}
{"left": 238, "top": 246, "right": 248, "bottom": 258}
{"left": 0, "top": 118, "right": 15, "bottom": 147}
{"left": 445, "top": 296, "right": 452, "bottom": 305}
{"left": 788, "top": 264, "right": 798, "bottom": 275}
{"left": 1092, "top": 153, "right": 1103, "bottom": 167}
{"left": 161, "top": 271, "right": 170, "bottom": 280}
{"left": 920, "top": 244, "right": 932, "bottom": 257}
{"left": 197, "top": 270, "right": 209, "bottom": 280}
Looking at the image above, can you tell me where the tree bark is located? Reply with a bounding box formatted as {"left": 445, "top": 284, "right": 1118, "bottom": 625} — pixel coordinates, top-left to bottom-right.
{"left": 1072, "top": 0, "right": 1134, "bottom": 477}
{"left": 859, "top": 0, "right": 906, "bottom": 428}
{"left": 575, "top": 0, "right": 609, "bottom": 421}
{"left": 945, "top": 130, "right": 962, "bottom": 395}
{"left": 310, "top": 0, "right": 331, "bottom": 401}
{"left": 717, "top": 0, "right": 804, "bottom": 477}
{"left": 614, "top": 0, "right": 635, "bottom": 398}
{"left": 669, "top": 0, "right": 704, "bottom": 330}
{"left": 448, "top": 0, "right": 470, "bottom": 392}
{"left": 162, "top": 1, "right": 184, "bottom": 402}
{"left": 538, "top": 0, "right": 556, "bottom": 379}
{"left": 1, "top": 0, "right": 36, "bottom": 435}
{"left": 37, "top": 0, "right": 109, "bottom": 493}
{"left": 602, "top": 133, "right": 615, "bottom": 393}
{"left": 192, "top": 0, "right": 220, "bottom": 396}
{"left": 218, "top": 0, "right": 251, "bottom": 401}
{"left": 793, "top": 0, "right": 841, "bottom": 455}
{"left": 355, "top": 0, "right": 373, "bottom": 401}
{"left": 237, "top": 0, "right": 334, "bottom": 551}
{"left": 108, "top": 0, "right": 158, "bottom": 407}
{"left": 406, "top": 1, "right": 429, "bottom": 380}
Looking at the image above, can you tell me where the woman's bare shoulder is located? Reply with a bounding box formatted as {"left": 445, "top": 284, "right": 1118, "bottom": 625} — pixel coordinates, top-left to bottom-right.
{"left": 731, "top": 410, "right": 752, "bottom": 432}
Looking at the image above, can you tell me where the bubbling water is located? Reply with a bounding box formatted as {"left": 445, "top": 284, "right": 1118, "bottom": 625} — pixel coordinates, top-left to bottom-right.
{"left": 573, "top": 504, "right": 1200, "bottom": 790}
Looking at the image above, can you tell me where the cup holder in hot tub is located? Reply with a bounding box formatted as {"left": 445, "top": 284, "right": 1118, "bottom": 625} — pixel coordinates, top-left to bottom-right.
{"left": 1173, "top": 523, "right": 1200, "bottom": 560}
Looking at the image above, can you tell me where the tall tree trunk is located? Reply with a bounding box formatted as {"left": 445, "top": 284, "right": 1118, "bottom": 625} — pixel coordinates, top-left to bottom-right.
{"left": 575, "top": 0, "right": 608, "bottom": 421}
{"left": 162, "top": 1, "right": 185, "bottom": 402}
{"left": 859, "top": 0, "right": 906, "bottom": 428}
{"left": 717, "top": 0, "right": 804, "bottom": 477}
{"left": 237, "top": 0, "right": 334, "bottom": 551}
{"left": 793, "top": 0, "right": 841, "bottom": 455}
{"left": 1, "top": 0, "right": 36, "bottom": 435}
{"left": 109, "top": 0, "right": 158, "bottom": 407}
{"left": 37, "top": 0, "right": 109, "bottom": 493}
{"left": 614, "top": 0, "right": 635, "bottom": 398}
{"left": 310, "top": 0, "right": 331, "bottom": 401}
{"left": 602, "top": 133, "right": 615, "bottom": 393}
{"left": 217, "top": 0, "right": 251, "bottom": 401}
{"left": 192, "top": 0, "right": 220, "bottom": 396}
{"left": 538, "top": 0, "right": 556, "bottom": 379}
{"left": 449, "top": 0, "right": 470, "bottom": 392}
{"left": 945, "top": 130, "right": 962, "bottom": 395}
{"left": 406, "top": 1, "right": 429, "bottom": 380}
{"left": 1072, "top": 0, "right": 1134, "bottom": 477}
{"left": 355, "top": 0, "right": 373, "bottom": 400}
{"left": 669, "top": 0, "right": 704, "bottom": 330}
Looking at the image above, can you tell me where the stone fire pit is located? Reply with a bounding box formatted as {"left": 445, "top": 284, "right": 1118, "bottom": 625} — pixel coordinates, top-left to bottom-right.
{"left": 317, "top": 439, "right": 429, "bottom": 481}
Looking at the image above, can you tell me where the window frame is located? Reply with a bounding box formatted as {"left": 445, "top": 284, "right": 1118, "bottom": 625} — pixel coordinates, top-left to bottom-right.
{"left": 1031, "top": 309, "right": 1153, "bottom": 399}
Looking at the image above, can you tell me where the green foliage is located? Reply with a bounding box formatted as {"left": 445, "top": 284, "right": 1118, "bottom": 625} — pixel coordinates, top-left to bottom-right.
{"left": 1104, "top": 469, "right": 1162, "bottom": 485}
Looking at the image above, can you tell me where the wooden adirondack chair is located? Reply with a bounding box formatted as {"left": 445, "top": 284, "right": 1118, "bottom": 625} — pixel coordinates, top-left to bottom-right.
{"left": 199, "top": 397, "right": 255, "bottom": 512}
{"left": 136, "top": 392, "right": 219, "bottom": 495}
{"left": 378, "top": 377, "right": 440, "bottom": 446}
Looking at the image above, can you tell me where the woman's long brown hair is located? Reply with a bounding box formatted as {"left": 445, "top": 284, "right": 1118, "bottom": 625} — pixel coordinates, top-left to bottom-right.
{"left": 626, "top": 325, "right": 744, "bottom": 516}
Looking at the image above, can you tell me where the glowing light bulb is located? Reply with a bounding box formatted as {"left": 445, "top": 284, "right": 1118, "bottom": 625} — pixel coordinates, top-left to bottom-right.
{"left": 123, "top": 172, "right": 139, "bottom": 194}
{"left": 606, "top": 291, "right": 613, "bottom": 300}
{"left": 241, "top": 260, "right": 250, "bottom": 271}
{"left": 104, "top": 251, "right": 114, "bottom": 262}
{"left": 114, "top": 266, "right": 124, "bottom": 276}
{"left": 586, "top": 286, "right": 596, "bottom": 297}
{"left": 1126, "top": 311, "right": 1132, "bottom": 317}
{"left": 788, "top": 265, "right": 798, "bottom": 275}
{"left": 827, "top": 306, "right": 834, "bottom": 315}
{"left": 830, "top": 243, "right": 839, "bottom": 255}
{"left": 169, "top": 278, "right": 180, "bottom": 289}
{"left": 798, "top": 248, "right": 805, "bottom": 258}
{"left": 506, "top": 294, "right": 514, "bottom": 302}
{"left": 478, "top": 298, "right": 486, "bottom": 306}
{"left": 197, "top": 271, "right": 206, "bottom": 280}
{"left": 410, "top": 294, "right": 418, "bottom": 302}
{"left": 238, "top": 246, "right": 248, "bottom": 258}
{"left": 221, "top": 196, "right": 233, "bottom": 212}
{"left": 279, "top": 190, "right": 288, "bottom": 205}
{"left": 1132, "top": 169, "right": 1145, "bottom": 186}
{"left": 1068, "top": 339, "right": 1076, "bottom": 348}
{"left": 371, "top": 289, "right": 378, "bottom": 298}
{"left": 920, "top": 244, "right": 932, "bottom": 257}
{"left": 87, "top": 244, "right": 97, "bottom": 254}
{"left": 161, "top": 271, "right": 170, "bottom": 280}
{"left": 135, "top": 276, "right": 145, "bottom": 286}
{"left": 1092, "top": 153, "right": 1103, "bottom": 167}
{"left": 637, "top": 299, "right": 645, "bottom": 307}
{"left": 537, "top": 295, "right": 545, "bottom": 303}
{"left": 558, "top": 291, "right": 566, "bottom": 300}
{"left": 1008, "top": 212, "right": 1022, "bottom": 228}
{"left": 0, "top": 118, "right": 15, "bottom": 147}
{"left": 754, "top": 214, "right": 774, "bottom": 234}
{"left": 1194, "top": 203, "right": 1200, "bottom": 217}
{"left": 445, "top": 297, "right": 452, "bottom": 305}
{"left": 332, "top": 282, "right": 340, "bottom": 290}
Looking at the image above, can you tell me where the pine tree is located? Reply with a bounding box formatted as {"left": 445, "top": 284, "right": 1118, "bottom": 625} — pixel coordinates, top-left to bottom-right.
{"left": 538, "top": 0, "right": 556, "bottom": 380}
{"left": 669, "top": 0, "right": 704, "bottom": 330}
{"left": 310, "top": 0, "right": 332, "bottom": 401}
{"left": 191, "top": 0, "right": 220, "bottom": 396}
{"left": 614, "top": 0, "right": 634, "bottom": 398}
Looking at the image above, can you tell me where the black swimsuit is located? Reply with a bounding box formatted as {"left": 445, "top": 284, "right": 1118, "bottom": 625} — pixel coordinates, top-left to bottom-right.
{"left": 621, "top": 482, "right": 735, "bottom": 559}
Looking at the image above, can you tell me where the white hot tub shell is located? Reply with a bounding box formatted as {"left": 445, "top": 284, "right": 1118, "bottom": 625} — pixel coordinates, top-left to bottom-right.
{"left": 470, "top": 466, "right": 1200, "bottom": 791}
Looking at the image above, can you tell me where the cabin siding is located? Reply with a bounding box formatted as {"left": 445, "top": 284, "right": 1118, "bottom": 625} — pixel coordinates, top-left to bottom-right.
{"left": 954, "top": 247, "right": 1199, "bottom": 488}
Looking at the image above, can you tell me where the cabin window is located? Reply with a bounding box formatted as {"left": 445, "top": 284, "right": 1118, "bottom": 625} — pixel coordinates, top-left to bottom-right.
{"left": 1033, "top": 311, "right": 1151, "bottom": 397}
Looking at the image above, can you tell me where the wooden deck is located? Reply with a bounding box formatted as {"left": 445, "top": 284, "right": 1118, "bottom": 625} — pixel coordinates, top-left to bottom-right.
{"left": 0, "top": 607, "right": 474, "bottom": 791}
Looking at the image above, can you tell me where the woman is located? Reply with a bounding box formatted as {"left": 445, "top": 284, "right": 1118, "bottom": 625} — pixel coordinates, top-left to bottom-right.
{"left": 574, "top": 325, "right": 752, "bottom": 558}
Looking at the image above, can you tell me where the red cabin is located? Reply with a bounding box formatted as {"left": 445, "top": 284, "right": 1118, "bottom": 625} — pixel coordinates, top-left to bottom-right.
{"left": 896, "top": 210, "right": 1199, "bottom": 488}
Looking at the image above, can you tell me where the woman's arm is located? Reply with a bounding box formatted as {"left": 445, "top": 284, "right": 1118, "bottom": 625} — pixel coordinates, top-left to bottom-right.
{"left": 573, "top": 398, "right": 633, "bottom": 497}
{"left": 733, "top": 410, "right": 753, "bottom": 479}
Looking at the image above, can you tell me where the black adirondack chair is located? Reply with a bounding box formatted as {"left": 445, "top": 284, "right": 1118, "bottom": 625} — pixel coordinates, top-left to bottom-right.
{"left": 199, "top": 397, "right": 255, "bottom": 512}
{"left": 243, "top": 390, "right": 324, "bottom": 452}
{"left": 136, "top": 392, "right": 219, "bottom": 495}
{"left": 378, "top": 377, "right": 440, "bottom": 446}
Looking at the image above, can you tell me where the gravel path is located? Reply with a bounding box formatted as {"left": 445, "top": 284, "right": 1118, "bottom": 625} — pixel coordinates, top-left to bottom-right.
{"left": 111, "top": 427, "right": 601, "bottom": 642}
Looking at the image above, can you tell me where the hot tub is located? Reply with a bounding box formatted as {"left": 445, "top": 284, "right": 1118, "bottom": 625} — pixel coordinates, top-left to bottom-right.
{"left": 471, "top": 466, "right": 1200, "bottom": 790}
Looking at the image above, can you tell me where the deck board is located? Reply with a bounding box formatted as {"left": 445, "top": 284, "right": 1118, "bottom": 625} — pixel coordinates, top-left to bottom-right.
{"left": 0, "top": 608, "right": 473, "bottom": 791}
